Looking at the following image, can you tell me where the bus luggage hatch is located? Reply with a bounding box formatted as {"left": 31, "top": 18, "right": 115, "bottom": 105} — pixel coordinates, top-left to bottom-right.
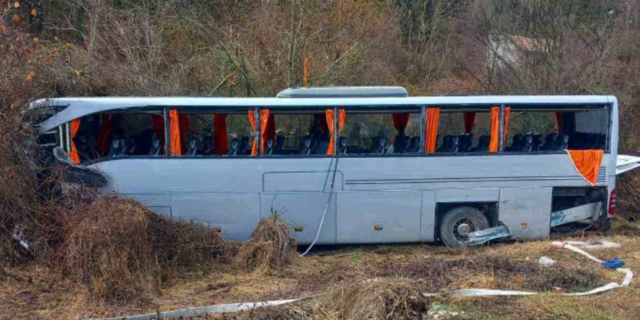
{"left": 337, "top": 191, "right": 421, "bottom": 244}
{"left": 499, "top": 187, "right": 553, "bottom": 240}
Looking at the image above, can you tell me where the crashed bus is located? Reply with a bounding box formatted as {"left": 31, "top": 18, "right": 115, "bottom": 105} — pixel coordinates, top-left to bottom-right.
{"left": 29, "top": 87, "right": 640, "bottom": 247}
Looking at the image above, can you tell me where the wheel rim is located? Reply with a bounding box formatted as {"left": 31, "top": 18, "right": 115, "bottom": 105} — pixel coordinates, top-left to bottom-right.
{"left": 452, "top": 218, "right": 478, "bottom": 243}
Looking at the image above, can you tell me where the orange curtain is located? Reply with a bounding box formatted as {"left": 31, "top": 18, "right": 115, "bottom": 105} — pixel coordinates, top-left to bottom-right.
{"left": 556, "top": 112, "right": 563, "bottom": 134}
{"left": 248, "top": 109, "right": 273, "bottom": 155}
{"left": 463, "top": 112, "right": 476, "bottom": 133}
{"left": 568, "top": 150, "right": 604, "bottom": 185}
{"left": 489, "top": 107, "right": 500, "bottom": 153}
{"left": 97, "top": 114, "right": 113, "bottom": 156}
{"left": 503, "top": 107, "right": 511, "bottom": 147}
{"left": 424, "top": 108, "right": 440, "bottom": 153}
{"left": 248, "top": 110, "right": 258, "bottom": 156}
{"left": 326, "top": 108, "right": 346, "bottom": 155}
{"left": 213, "top": 114, "right": 228, "bottom": 155}
{"left": 69, "top": 119, "right": 81, "bottom": 164}
{"left": 169, "top": 110, "right": 189, "bottom": 156}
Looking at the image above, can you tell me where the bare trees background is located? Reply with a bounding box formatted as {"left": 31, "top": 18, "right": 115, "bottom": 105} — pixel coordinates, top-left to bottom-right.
{"left": 2, "top": 0, "right": 640, "bottom": 210}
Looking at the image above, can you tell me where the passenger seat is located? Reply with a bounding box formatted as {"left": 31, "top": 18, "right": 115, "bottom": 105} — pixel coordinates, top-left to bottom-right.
{"left": 406, "top": 136, "right": 419, "bottom": 153}
{"left": 458, "top": 133, "right": 473, "bottom": 152}
{"left": 108, "top": 138, "right": 127, "bottom": 157}
{"left": 228, "top": 139, "right": 240, "bottom": 156}
{"left": 437, "top": 135, "right": 459, "bottom": 153}
{"left": 149, "top": 137, "right": 162, "bottom": 156}
{"left": 473, "top": 135, "right": 490, "bottom": 152}
{"left": 186, "top": 138, "right": 199, "bottom": 155}
{"left": 273, "top": 135, "right": 285, "bottom": 154}
{"left": 368, "top": 137, "right": 387, "bottom": 154}
{"left": 520, "top": 135, "right": 533, "bottom": 152}
{"left": 202, "top": 134, "right": 214, "bottom": 155}
{"left": 339, "top": 137, "right": 348, "bottom": 155}
{"left": 507, "top": 134, "right": 522, "bottom": 151}
{"left": 541, "top": 133, "right": 557, "bottom": 151}
{"left": 555, "top": 134, "right": 569, "bottom": 150}
{"left": 299, "top": 136, "right": 313, "bottom": 155}
{"left": 264, "top": 139, "right": 275, "bottom": 155}
{"left": 393, "top": 134, "right": 409, "bottom": 153}
{"left": 531, "top": 134, "right": 542, "bottom": 151}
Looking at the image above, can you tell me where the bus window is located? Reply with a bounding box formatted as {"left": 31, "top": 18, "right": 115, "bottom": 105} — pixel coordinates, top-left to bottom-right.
{"left": 68, "top": 112, "right": 163, "bottom": 163}
{"left": 568, "top": 109, "right": 609, "bottom": 150}
{"left": 505, "top": 111, "right": 558, "bottom": 152}
{"left": 270, "top": 113, "right": 317, "bottom": 155}
{"left": 226, "top": 113, "right": 254, "bottom": 156}
{"left": 340, "top": 111, "right": 421, "bottom": 155}
{"left": 181, "top": 111, "right": 260, "bottom": 157}
{"left": 437, "top": 111, "right": 492, "bottom": 153}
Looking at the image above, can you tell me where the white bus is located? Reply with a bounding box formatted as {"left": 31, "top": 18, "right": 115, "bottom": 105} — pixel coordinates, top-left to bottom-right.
{"left": 29, "top": 87, "right": 640, "bottom": 247}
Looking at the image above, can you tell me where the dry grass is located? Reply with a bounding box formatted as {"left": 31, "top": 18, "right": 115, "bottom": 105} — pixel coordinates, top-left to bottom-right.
{"left": 311, "top": 278, "right": 428, "bottom": 320}
{"left": 59, "top": 195, "right": 230, "bottom": 304}
{"left": 2, "top": 229, "right": 639, "bottom": 319}
{"left": 235, "top": 214, "right": 298, "bottom": 273}
{"left": 61, "top": 195, "right": 160, "bottom": 304}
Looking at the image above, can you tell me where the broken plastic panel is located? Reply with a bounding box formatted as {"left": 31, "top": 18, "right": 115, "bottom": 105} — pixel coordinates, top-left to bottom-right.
{"left": 467, "top": 225, "right": 512, "bottom": 246}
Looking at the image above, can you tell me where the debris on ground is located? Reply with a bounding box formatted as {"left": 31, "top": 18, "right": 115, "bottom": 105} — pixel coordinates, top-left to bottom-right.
{"left": 538, "top": 256, "right": 556, "bottom": 266}
{"left": 427, "top": 303, "right": 465, "bottom": 320}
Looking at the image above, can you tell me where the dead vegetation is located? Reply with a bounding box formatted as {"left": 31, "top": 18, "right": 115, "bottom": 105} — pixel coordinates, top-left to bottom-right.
{"left": 309, "top": 278, "right": 428, "bottom": 320}
{"left": 59, "top": 195, "right": 231, "bottom": 304}
{"left": 235, "top": 214, "right": 298, "bottom": 273}
{"left": 244, "top": 239, "right": 636, "bottom": 320}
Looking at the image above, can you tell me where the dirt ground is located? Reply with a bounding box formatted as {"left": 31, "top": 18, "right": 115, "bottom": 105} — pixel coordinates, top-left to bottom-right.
{"left": 1, "top": 220, "right": 640, "bottom": 320}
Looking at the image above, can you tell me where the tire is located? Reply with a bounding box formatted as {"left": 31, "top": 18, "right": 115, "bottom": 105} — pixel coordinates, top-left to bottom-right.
{"left": 439, "top": 206, "right": 490, "bottom": 248}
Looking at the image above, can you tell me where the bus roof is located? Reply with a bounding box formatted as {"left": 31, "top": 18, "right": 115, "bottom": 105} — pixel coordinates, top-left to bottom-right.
{"left": 32, "top": 93, "right": 616, "bottom": 134}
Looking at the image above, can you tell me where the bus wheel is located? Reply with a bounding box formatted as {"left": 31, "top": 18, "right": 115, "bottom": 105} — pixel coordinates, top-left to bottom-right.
{"left": 440, "top": 206, "right": 490, "bottom": 248}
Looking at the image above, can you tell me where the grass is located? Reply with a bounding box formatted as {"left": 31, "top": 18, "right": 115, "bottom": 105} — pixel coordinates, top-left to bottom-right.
{"left": 2, "top": 229, "right": 639, "bottom": 319}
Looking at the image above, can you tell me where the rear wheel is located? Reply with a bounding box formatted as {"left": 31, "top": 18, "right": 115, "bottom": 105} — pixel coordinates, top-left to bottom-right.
{"left": 439, "top": 206, "right": 490, "bottom": 248}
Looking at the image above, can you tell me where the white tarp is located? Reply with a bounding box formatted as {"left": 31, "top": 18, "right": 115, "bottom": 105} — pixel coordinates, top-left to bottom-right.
{"left": 423, "top": 241, "right": 632, "bottom": 298}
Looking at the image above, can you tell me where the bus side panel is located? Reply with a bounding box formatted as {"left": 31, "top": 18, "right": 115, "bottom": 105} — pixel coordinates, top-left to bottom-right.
{"left": 499, "top": 187, "right": 553, "bottom": 239}
{"left": 126, "top": 193, "right": 172, "bottom": 218}
{"left": 260, "top": 192, "right": 337, "bottom": 245}
{"left": 420, "top": 191, "right": 437, "bottom": 242}
{"left": 337, "top": 191, "right": 421, "bottom": 244}
{"left": 171, "top": 193, "right": 260, "bottom": 241}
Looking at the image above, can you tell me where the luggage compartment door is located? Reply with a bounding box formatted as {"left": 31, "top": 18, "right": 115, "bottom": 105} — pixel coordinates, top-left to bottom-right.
{"left": 260, "top": 192, "right": 337, "bottom": 245}
{"left": 499, "top": 187, "right": 553, "bottom": 239}
{"left": 337, "top": 191, "right": 421, "bottom": 244}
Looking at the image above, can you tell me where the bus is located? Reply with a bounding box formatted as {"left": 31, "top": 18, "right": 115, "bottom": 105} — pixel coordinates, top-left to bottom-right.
{"left": 29, "top": 87, "right": 640, "bottom": 247}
